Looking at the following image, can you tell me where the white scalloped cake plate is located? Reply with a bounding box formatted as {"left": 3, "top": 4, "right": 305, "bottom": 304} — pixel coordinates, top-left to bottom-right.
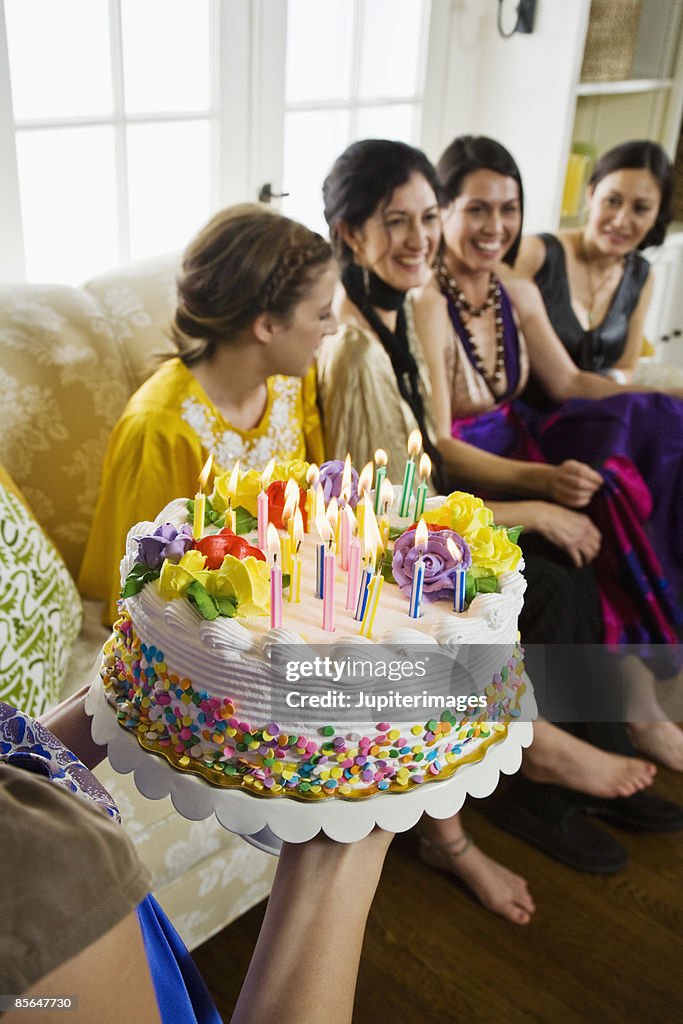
{"left": 86, "top": 672, "right": 536, "bottom": 854}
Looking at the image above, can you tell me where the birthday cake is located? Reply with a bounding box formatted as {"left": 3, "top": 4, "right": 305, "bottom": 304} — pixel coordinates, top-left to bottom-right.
{"left": 100, "top": 457, "right": 527, "bottom": 800}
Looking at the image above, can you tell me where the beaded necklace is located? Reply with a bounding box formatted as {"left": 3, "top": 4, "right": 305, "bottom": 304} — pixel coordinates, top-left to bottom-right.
{"left": 437, "top": 260, "right": 506, "bottom": 396}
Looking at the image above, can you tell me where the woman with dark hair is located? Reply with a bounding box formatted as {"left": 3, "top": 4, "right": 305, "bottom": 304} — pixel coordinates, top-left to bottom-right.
{"left": 515, "top": 140, "right": 676, "bottom": 386}
{"left": 80, "top": 204, "right": 337, "bottom": 623}
{"left": 413, "top": 134, "right": 683, "bottom": 772}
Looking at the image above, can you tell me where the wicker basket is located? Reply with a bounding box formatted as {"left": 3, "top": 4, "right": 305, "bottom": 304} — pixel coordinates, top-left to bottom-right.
{"left": 580, "top": 0, "right": 641, "bottom": 82}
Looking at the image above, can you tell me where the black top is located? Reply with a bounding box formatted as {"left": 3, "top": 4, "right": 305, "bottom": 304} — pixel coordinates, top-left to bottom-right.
{"left": 533, "top": 232, "right": 650, "bottom": 372}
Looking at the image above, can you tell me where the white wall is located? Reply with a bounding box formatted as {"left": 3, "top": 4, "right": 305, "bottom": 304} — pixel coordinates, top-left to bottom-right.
{"left": 423, "top": 0, "right": 590, "bottom": 233}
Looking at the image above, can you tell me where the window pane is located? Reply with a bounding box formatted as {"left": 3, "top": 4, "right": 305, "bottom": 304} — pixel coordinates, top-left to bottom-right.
{"left": 5, "top": 0, "right": 112, "bottom": 119}
{"left": 17, "top": 127, "right": 118, "bottom": 284}
{"left": 127, "top": 121, "right": 211, "bottom": 260}
{"left": 358, "top": 0, "right": 426, "bottom": 99}
{"left": 285, "top": 0, "right": 353, "bottom": 103}
{"left": 281, "top": 110, "right": 349, "bottom": 234}
{"left": 355, "top": 104, "right": 417, "bottom": 144}
{"left": 121, "top": 0, "right": 210, "bottom": 113}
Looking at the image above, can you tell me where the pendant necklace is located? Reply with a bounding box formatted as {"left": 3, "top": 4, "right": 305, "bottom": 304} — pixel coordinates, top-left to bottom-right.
{"left": 581, "top": 234, "right": 621, "bottom": 327}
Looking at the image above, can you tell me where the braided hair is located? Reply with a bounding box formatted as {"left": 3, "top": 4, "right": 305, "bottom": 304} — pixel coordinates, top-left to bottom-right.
{"left": 172, "top": 203, "right": 332, "bottom": 365}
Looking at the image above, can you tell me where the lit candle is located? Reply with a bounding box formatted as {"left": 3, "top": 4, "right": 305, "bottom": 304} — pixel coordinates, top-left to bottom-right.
{"left": 414, "top": 453, "right": 431, "bottom": 522}
{"left": 447, "top": 537, "right": 467, "bottom": 612}
{"left": 326, "top": 496, "right": 340, "bottom": 552}
{"left": 340, "top": 501, "right": 353, "bottom": 572}
{"left": 399, "top": 429, "right": 422, "bottom": 518}
{"left": 281, "top": 478, "right": 299, "bottom": 574}
{"left": 408, "top": 519, "right": 428, "bottom": 619}
{"left": 357, "top": 505, "right": 384, "bottom": 627}
{"left": 305, "top": 463, "right": 319, "bottom": 531}
{"left": 193, "top": 453, "right": 214, "bottom": 539}
{"left": 345, "top": 511, "right": 362, "bottom": 612}
{"left": 378, "top": 477, "right": 395, "bottom": 551}
{"left": 322, "top": 522, "right": 336, "bottom": 632}
{"left": 374, "top": 449, "right": 387, "bottom": 515}
{"left": 339, "top": 455, "right": 352, "bottom": 571}
{"left": 226, "top": 459, "right": 240, "bottom": 533}
{"left": 315, "top": 488, "right": 327, "bottom": 599}
{"left": 267, "top": 523, "right": 283, "bottom": 629}
{"left": 289, "top": 509, "right": 303, "bottom": 603}
{"left": 258, "top": 458, "right": 276, "bottom": 551}
{"left": 356, "top": 462, "right": 373, "bottom": 537}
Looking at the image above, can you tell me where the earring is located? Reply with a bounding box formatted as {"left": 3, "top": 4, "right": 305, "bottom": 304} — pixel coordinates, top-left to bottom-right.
{"left": 361, "top": 265, "right": 370, "bottom": 297}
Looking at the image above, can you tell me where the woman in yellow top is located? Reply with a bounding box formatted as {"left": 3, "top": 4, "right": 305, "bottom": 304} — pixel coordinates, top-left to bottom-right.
{"left": 79, "top": 204, "right": 337, "bottom": 623}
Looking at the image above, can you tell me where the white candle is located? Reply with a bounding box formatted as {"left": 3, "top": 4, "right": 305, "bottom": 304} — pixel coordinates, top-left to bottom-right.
{"left": 373, "top": 448, "right": 387, "bottom": 515}
{"left": 399, "top": 430, "right": 422, "bottom": 518}
{"left": 408, "top": 519, "right": 428, "bottom": 619}
{"left": 414, "top": 453, "right": 431, "bottom": 522}
{"left": 447, "top": 537, "right": 467, "bottom": 612}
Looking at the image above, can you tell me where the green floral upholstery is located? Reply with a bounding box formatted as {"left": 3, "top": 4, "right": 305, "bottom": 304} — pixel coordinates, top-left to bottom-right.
{"left": 0, "top": 470, "right": 82, "bottom": 716}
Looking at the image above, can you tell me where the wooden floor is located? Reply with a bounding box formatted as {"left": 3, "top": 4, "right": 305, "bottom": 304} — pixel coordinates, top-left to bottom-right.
{"left": 193, "top": 766, "right": 683, "bottom": 1024}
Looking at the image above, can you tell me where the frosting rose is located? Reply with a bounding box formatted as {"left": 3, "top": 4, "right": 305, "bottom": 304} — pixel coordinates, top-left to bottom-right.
{"left": 465, "top": 525, "right": 522, "bottom": 576}
{"left": 158, "top": 549, "right": 207, "bottom": 599}
{"left": 318, "top": 460, "right": 359, "bottom": 507}
{"left": 213, "top": 459, "right": 310, "bottom": 517}
{"left": 193, "top": 528, "right": 266, "bottom": 569}
{"left": 392, "top": 526, "right": 472, "bottom": 602}
{"left": 136, "top": 523, "right": 194, "bottom": 570}
{"left": 266, "top": 480, "right": 308, "bottom": 531}
{"left": 423, "top": 491, "right": 493, "bottom": 535}
{"left": 158, "top": 549, "right": 270, "bottom": 615}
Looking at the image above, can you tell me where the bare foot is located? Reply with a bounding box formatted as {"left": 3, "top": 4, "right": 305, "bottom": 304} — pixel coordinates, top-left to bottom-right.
{"left": 523, "top": 722, "right": 656, "bottom": 798}
{"left": 626, "top": 722, "right": 683, "bottom": 773}
{"left": 420, "top": 837, "right": 535, "bottom": 925}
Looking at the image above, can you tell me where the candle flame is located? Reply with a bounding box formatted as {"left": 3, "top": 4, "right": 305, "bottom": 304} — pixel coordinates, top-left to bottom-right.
{"left": 446, "top": 537, "right": 462, "bottom": 564}
{"left": 340, "top": 453, "right": 352, "bottom": 501}
{"left": 374, "top": 448, "right": 387, "bottom": 468}
{"left": 379, "top": 478, "right": 395, "bottom": 512}
{"left": 345, "top": 502, "right": 357, "bottom": 534}
{"left": 363, "top": 500, "right": 383, "bottom": 564}
{"left": 293, "top": 508, "right": 304, "bottom": 546}
{"left": 306, "top": 463, "right": 320, "bottom": 488}
{"left": 326, "top": 496, "right": 339, "bottom": 530}
{"left": 283, "top": 478, "right": 299, "bottom": 523}
{"left": 418, "top": 453, "right": 431, "bottom": 481}
{"left": 266, "top": 522, "right": 280, "bottom": 561}
{"left": 358, "top": 462, "right": 374, "bottom": 497}
{"left": 197, "top": 453, "right": 214, "bottom": 492}
{"left": 261, "top": 458, "right": 276, "bottom": 490}
{"left": 227, "top": 460, "right": 240, "bottom": 497}
{"left": 407, "top": 429, "right": 422, "bottom": 459}
{"left": 315, "top": 483, "right": 326, "bottom": 538}
{"left": 415, "top": 518, "right": 428, "bottom": 551}
{"left": 320, "top": 518, "right": 333, "bottom": 545}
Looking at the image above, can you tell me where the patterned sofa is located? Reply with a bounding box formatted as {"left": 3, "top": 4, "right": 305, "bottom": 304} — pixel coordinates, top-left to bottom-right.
{"left": 0, "top": 254, "right": 276, "bottom": 950}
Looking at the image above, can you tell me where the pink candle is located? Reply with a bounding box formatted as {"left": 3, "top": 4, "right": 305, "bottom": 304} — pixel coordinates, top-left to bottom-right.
{"left": 267, "top": 523, "right": 282, "bottom": 629}
{"left": 322, "top": 528, "right": 336, "bottom": 632}
{"left": 345, "top": 533, "right": 362, "bottom": 611}
{"left": 340, "top": 503, "right": 353, "bottom": 571}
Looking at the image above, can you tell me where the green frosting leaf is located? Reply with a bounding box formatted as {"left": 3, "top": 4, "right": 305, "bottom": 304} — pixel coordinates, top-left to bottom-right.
{"left": 379, "top": 559, "right": 397, "bottom": 585}
{"left": 505, "top": 525, "right": 524, "bottom": 544}
{"left": 121, "top": 563, "right": 161, "bottom": 598}
{"left": 214, "top": 594, "right": 238, "bottom": 618}
{"left": 235, "top": 506, "right": 258, "bottom": 535}
{"left": 187, "top": 580, "right": 220, "bottom": 620}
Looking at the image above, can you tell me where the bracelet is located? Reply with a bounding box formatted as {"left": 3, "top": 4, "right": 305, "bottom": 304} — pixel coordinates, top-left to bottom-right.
{"left": 603, "top": 368, "right": 627, "bottom": 385}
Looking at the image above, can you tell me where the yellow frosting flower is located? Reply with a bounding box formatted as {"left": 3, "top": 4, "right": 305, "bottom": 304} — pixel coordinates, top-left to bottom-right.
{"left": 423, "top": 490, "right": 493, "bottom": 535}
{"left": 466, "top": 525, "right": 522, "bottom": 576}
{"left": 158, "top": 549, "right": 207, "bottom": 599}
{"left": 200, "top": 554, "right": 271, "bottom": 616}
{"left": 212, "top": 460, "right": 310, "bottom": 516}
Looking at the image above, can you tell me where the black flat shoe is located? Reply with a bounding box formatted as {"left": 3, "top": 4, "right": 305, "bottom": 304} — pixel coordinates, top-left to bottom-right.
{"left": 583, "top": 790, "right": 683, "bottom": 833}
{"left": 486, "top": 786, "right": 629, "bottom": 874}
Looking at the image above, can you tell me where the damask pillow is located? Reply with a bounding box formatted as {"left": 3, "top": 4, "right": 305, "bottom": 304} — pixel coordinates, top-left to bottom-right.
{"left": 0, "top": 469, "right": 82, "bottom": 716}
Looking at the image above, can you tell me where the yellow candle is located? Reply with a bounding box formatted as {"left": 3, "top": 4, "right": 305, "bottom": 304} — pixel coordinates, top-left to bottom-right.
{"left": 357, "top": 462, "right": 373, "bottom": 537}
{"left": 226, "top": 459, "right": 240, "bottom": 533}
{"left": 193, "top": 453, "right": 213, "bottom": 539}
{"left": 378, "top": 477, "right": 394, "bottom": 551}
{"left": 305, "top": 463, "right": 320, "bottom": 531}
{"left": 289, "top": 509, "right": 304, "bottom": 603}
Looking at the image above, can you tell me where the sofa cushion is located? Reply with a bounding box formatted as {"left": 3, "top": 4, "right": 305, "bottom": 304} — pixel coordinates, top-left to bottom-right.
{"left": 0, "top": 285, "right": 132, "bottom": 578}
{"left": 0, "top": 466, "right": 82, "bottom": 715}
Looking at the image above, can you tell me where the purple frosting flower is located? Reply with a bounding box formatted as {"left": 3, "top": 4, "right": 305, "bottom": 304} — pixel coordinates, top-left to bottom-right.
{"left": 392, "top": 526, "right": 472, "bottom": 602}
{"left": 318, "top": 460, "right": 360, "bottom": 507}
{"left": 136, "top": 523, "right": 194, "bottom": 570}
